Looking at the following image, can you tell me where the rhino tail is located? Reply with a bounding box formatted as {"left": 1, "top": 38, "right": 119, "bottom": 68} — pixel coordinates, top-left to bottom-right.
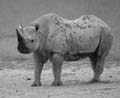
{"left": 96, "top": 26, "right": 113, "bottom": 58}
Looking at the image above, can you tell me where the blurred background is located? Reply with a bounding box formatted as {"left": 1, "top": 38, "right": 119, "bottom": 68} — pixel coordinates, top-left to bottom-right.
{"left": 0, "top": 0, "right": 119, "bottom": 60}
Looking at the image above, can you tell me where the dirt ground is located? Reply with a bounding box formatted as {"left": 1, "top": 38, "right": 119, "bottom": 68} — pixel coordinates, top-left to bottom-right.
{"left": 0, "top": 58, "right": 120, "bottom": 98}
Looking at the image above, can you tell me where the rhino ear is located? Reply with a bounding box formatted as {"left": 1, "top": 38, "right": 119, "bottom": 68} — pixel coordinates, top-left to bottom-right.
{"left": 35, "top": 24, "right": 39, "bottom": 32}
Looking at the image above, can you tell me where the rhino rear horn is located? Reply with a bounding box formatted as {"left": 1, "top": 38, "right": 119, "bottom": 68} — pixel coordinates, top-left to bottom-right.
{"left": 18, "top": 24, "right": 24, "bottom": 33}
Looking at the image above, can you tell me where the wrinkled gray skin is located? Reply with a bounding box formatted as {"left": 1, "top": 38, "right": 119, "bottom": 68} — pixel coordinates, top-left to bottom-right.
{"left": 16, "top": 13, "right": 113, "bottom": 86}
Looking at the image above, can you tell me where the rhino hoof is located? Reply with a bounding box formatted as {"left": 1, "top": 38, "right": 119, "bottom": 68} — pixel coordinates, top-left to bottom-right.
{"left": 31, "top": 82, "right": 41, "bottom": 87}
{"left": 52, "top": 81, "right": 63, "bottom": 86}
{"left": 90, "top": 79, "right": 101, "bottom": 83}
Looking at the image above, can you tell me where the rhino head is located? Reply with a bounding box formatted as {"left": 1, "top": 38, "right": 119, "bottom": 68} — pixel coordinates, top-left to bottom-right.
{"left": 16, "top": 24, "right": 40, "bottom": 54}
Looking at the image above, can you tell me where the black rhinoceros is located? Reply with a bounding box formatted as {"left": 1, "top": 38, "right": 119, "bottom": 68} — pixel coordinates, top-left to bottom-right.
{"left": 16, "top": 13, "right": 113, "bottom": 86}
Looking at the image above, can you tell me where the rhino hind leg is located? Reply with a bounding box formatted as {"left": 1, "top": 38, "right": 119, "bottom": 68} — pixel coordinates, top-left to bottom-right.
{"left": 90, "top": 54, "right": 105, "bottom": 83}
{"left": 89, "top": 32, "right": 113, "bottom": 83}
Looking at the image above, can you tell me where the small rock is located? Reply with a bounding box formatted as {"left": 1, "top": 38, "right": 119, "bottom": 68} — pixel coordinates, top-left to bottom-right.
{"left": 16, "top": 89, "right": 18, "bottom": 92}
{"left": 48, "top": 95, "right": 51, "bottom": 97}
{"left": 26, "top": 78, "right": 31, "bottom": 80}
{"left": 109, "top": 75, "right": 112, "bottom": 78}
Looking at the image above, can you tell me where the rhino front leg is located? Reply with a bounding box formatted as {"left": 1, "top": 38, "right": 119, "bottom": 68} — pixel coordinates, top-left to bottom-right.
{"left": 51, "top": 53, "right": 64, "bottom": 86}
{"left": 31, "top": 61, "right": 43, "bottom": 86}
{"left": 31, "top": 52, "right": 48, "bottom": 86}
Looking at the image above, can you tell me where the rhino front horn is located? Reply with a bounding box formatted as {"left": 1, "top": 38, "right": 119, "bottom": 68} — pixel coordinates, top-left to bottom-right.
{"left": 16, "top": 29, "right": 23, "bottom": 41}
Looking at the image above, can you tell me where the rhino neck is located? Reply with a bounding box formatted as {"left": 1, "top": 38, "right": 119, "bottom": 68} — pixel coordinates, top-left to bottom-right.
{"left": 37, "top": 24, "right": 49, "bottom": 52}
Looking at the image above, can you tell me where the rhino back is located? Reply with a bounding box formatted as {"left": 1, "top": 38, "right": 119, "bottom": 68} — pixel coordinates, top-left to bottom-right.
{"left": 44, "top": 14, "right": 110, "bottom": 55}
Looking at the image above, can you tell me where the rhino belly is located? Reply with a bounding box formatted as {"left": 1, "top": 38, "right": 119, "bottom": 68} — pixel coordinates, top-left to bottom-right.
{"left": 64, "top": 52, "right": 92, "bottom": 61}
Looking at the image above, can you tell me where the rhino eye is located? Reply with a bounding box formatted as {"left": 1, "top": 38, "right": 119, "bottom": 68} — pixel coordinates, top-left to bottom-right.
{"left": 30, "top": 39, "right": 34, "bottom": 43}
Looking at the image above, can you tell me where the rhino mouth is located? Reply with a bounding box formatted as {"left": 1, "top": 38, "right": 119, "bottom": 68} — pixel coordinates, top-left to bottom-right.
{"left": 17, "top": 44, "right": 31, "bottom": 54}
{"left": 17, "top": 38, "right": 31, "bottom": 54}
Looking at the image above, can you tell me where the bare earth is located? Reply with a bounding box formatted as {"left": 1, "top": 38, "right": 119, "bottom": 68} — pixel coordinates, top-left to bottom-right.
{"left": 0, "top": 59, "right": 120, "bottom": 98}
